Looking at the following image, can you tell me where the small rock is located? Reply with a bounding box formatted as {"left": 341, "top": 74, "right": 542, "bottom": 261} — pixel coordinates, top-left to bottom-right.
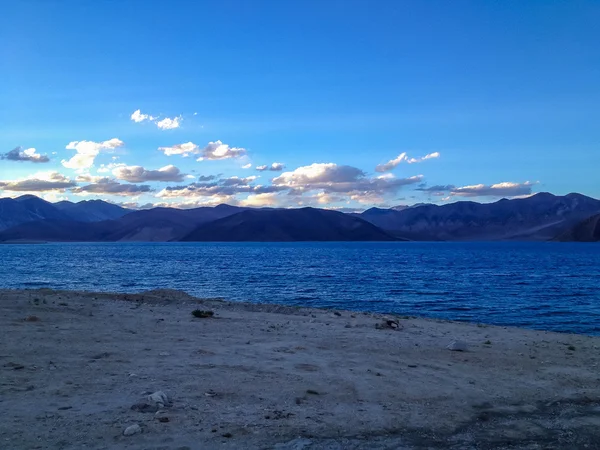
{"left": 375, "top": 319, "right": 402, "bottom": 330}
{"left": 123, "top": 424, "right": 142, "bottom": 436}
{"left": 447, "top": 340, "right": 468, "bottom": 352}
{"left": 407, "top": 364, "right": 417, "bottom": 368}
{"left": 157, "top": 417, "right": 169, "bottom": 423}
{"left": 222, "top": 433, "right": 232, "bottom": 438}
{"left": 147, "top": 391, "right": 169, "bottom": 407}
{"left": 204, "top": 390, "right": 217, "bottom": 397}
{"left": 333, "top": 311, "right": 341, "bottom": 316}
{"left": 306, "top": 389, "right": 319, "bottom": 395}
{"left": 159, "top": 352, "right": 171, "bottom": 356}
{"left": 25, "top": 315, "right": 40, "bottom": 322}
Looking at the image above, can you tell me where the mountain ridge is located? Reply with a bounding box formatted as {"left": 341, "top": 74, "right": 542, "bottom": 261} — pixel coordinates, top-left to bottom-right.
{"left": 0, "top": 192, "right": 599, "bottom": 242}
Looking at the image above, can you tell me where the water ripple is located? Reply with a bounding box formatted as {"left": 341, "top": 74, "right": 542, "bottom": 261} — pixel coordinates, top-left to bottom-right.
{"left": 0, "top": 241, "right": 599, "bottom": 335}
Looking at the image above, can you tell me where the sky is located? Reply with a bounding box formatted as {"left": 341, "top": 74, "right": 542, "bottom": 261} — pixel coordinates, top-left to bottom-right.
{"left": 1, "top": 0, "right": 598, "bottom": 210}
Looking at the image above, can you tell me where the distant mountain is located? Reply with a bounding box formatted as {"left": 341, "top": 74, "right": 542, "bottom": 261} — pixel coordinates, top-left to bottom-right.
{"left": 101, "top": 204, "right": 246, "bottom": 241}
{"left": 181, "top": 207, "right": 399, "bottom": 242}
{"left": 554, "top": 213, "right": 600, "bottom": 242}
{"left": 359, "top": 193, "right": 600, "bottom": 241}
{"left": 0, "top": 195, "right": 131, "bottom": 231}
{"left": 0, "top": 203, "right": 247, "bottom": 242}
{"left": 0, "top": 196, "right": 71, "bottom": 231}
{"left": 2, "top": 193, "right": 599, "bottom": 242}
{"left": 54, "top": 199, "right": 130, "bottom": 222}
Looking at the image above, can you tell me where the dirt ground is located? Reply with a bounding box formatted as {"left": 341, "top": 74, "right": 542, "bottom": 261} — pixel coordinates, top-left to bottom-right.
{"left": 1, "top": 288, "right": 599, "bottom": 449}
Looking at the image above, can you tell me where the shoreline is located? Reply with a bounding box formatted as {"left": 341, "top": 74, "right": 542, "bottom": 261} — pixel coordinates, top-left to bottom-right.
{"left": 1, "top": 288, "right": 600, "bottom": 449}
{"left": 4, "top": 286, "right": 597, "bottom": 337}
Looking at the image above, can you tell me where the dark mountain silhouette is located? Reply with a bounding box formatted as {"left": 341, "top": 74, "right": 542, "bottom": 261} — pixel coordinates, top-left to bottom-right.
{"left": 1, "top": 193, "right": 599, "bottom": 242}
{"left": 54, "top": 199, "right": 130, "bottom": 222}
{"left": 0, "top": 196, "right": 71, "bottom": 231}
{"left": 0, "top": 195, "right": 131, "bottom": 231}
{"left": 101, "top": 204, "right": 246, "bottom": 241}
{"left": 0, "top": 203, "right": 247, "bottom": 242}
{"left": 181, "top": 208, "right": 399, "bottom": 242}
{"left": 359, "top": 193, "right": 600, "bottom": 241}
{"left": 554, "top": 213, "right": 600, "bottom": 242}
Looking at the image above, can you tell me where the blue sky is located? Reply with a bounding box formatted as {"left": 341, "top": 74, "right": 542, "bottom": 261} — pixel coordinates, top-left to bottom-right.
{"left": 1, "top": 0, "right": 598, "bottom": 209}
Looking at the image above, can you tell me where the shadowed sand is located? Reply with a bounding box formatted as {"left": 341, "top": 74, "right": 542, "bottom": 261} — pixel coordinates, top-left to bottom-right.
{"left": 1, "top": 288, "right": 599, "bottom": 449}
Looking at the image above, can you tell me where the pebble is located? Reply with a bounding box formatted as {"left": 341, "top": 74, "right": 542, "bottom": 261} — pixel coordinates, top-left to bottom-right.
{"left": 123, "top": 424, "right": 142, "bottom": 436}
{"left": 447, "top": 340, "right": 469, "bottom": 352}
{"left": 147, "top": 391, "right": 169, "bottom": 407}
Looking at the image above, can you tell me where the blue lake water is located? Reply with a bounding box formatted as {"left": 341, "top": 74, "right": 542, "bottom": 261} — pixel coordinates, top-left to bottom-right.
{"left": 1, "top": 242, "right": 599, "bottom": 335}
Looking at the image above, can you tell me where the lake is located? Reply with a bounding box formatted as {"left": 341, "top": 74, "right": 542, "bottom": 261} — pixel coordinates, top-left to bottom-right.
{"left": 2, "top": 242, "right": 599, "bottom": 335}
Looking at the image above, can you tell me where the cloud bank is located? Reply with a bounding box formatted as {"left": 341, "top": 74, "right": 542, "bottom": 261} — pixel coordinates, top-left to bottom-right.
{"left": 112, "top": 165, "right": 186, "bottom": 183}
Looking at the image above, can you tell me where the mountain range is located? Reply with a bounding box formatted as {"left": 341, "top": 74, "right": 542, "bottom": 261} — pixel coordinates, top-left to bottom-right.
{"left": 0, "top": 193, "right": 598, "bottom": 242}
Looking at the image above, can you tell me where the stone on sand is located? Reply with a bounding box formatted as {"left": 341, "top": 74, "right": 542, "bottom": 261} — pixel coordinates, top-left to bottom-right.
{"left": 147, "top": 391, "right": 169, "bottom": 407}
{"left": 123, "top": 424, "right": 142, "bottom": 436}
{"left": 447, "top": 340, "right": 468, "bottom": 351}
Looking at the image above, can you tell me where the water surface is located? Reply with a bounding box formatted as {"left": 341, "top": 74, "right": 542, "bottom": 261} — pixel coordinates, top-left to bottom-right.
{"left": 2, "top": 242, "right": 599, "bottom": 334}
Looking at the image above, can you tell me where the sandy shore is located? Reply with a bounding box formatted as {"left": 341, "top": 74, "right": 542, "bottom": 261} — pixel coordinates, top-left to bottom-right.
{"left": 1, "top": 289, "right": 599, "bottom": 449}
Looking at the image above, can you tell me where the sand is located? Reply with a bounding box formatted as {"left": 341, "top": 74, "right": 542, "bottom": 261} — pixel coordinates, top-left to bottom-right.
{"left": 1, "top": 288, "right": 599, "bottom": 450}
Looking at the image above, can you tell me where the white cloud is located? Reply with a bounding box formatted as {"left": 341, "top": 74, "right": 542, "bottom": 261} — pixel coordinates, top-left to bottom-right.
{"left": 242, "top": 163, "right": 252, "bottom": 169}
{"left": 197, "top": 140, "right": 247, "bottom": 161}
{"left": 410, "top": 152, "right": 440, "bottom": 163}
{"left": 158, "top": 140, "right": 247, "bottom": 160}
{"left": 112, "top": 165, "right": 186, "bottom": 183}
{"left": 240, "top": 193, "right": 279, "bottom": 207}
{"left": 130, "top": 109, "right": 156, "bottom": 123}
{"left": 76, "top": 174, "right": 106, "bottom": 183}
{"left": 256, "top": 162, "right": 285, "bottom": 172}
{"left": 131, "top": 110, "right": 182, "bottom": 130}
{"left": 156, "top": 116, "right": 182, "bottom": 130}
{"left": 375, "top": 151, "right": 440, "bottom": 172}
{"left": 98, "top": 162, "right": 126, "bottom": 173}
{"left": 158, "top": 142, "right": 199, "bottom": 157}
{"left": 62, "top": 138, "right": 124, "bottom": 170}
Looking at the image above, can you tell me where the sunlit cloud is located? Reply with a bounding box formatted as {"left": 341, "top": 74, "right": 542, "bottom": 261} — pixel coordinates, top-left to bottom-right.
{"left": 450, "top": 181, "right": 535, "bottom": 197}
{"left": 239, "top": 192, "right": 279, "bottom": 207}
{"left": 131, "top": 110, "right": 182, "bottom": 130}
{"left": 375, "top": 151, "right": 440, "bottom": 172}
{"left": 156, "top": 116, "right": 182, "bottom": 130}
{"left": 158, "top": 140, "right": 247, "bottom": 161}
{"left": 62, "top": 138, "right": 124, "bottom": 170}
